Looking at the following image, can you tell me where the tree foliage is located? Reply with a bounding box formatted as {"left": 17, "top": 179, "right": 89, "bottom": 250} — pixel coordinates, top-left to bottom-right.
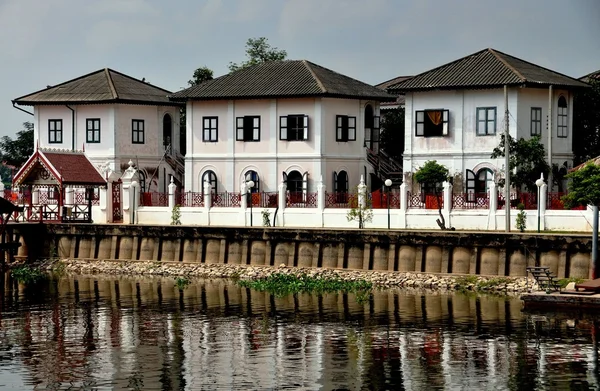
{"left": 0, "top": 122, "right": 34, "bottom": 169}
{"left": 379, "top": 107, "right": 405, "bottom": 164}
{"left": 573, "top": 78, "right": 600, "bottom": 165}
{"left": 414, "top": 160, "right": 449, "bottom": 186}
{"left": 228, "top": 37, "right": 287, "bottom": 72}
{"left": 188, "top": 66, "right": 214, "bottom": 87}
{"left": 562, "top": 163, "right": 600, "bottom": 208}
{"left": 414, "top": 160, "right": 450, "bottom": 230}
{"left": 490, "top": 134, "right": 550, "bottom": 193}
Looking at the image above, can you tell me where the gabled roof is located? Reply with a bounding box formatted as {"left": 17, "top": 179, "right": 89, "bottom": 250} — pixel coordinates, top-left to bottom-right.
{"left": 388, "top": 48, "right": 589, "bottom": 93}
{"left": 169, "top": 60, "right": 395, "bottom": 102}
{"left": 376, "top": 76, "right": 412, "bottom": 109}
{"left": 13, "top": 149, "right": 106, "bottom": 187}
{"left": 375, "top": 75, "right": 413, "bottom": 90}
{"left": 13, "top": 68, "right": 182, "bottom": 106}
{"left": 580, "top": 69, "right": 600, "bottom": 83}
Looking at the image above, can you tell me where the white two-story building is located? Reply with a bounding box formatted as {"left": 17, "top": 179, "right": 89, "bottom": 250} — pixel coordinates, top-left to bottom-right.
{"left": 13, "top": 68, "right": 184, "bottom": 193}
{"left": 388, "top": 48, "right": 588, "bottom": 193}
{"left": 169, "top": 60, "right": 393, "bottom": 196}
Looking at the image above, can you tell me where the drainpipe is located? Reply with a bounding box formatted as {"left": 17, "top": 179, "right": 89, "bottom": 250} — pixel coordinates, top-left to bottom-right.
{"left": 66, "top": 105, "right": 75, "bottom": 151}
{"left": 11, "top": 102, "right": 34, "bottom": 116}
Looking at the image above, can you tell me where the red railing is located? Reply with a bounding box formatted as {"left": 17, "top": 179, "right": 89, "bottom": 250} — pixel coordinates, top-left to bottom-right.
{"left": 248, "top": 192, "right": 278, "bottom": 208}
{"left": 140, "top": 192, "right": 168, "bottom": 207}
{"left": 452, "top": 193, "right": 489, "bottom": 209}
{"left": 371, "top": 190, "right": 400, "bottom": 209}
{"left": 325, "top": 192, "right": 358, "bottom": 208}
{"left": 286, "top": 192, "right": 317, "bottom": 208}
{"left": 212, "top": 192, "right": 241, "bottom": 207}
{"left": 407, "top": 192, "right": 443, "bottom": 209}
{"left": 178, "top": 191, "right": 205, "bottom": 207}
{"left": 547, "top": 192, "right": 586, "bottom": 210}
{"left": 497, "top": 192, "right": 537, "bottom": 209}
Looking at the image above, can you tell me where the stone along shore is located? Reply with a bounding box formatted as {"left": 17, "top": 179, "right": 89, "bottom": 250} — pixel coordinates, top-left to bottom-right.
{"left": 37, "top": 259, "right": 538, "bottom": 295}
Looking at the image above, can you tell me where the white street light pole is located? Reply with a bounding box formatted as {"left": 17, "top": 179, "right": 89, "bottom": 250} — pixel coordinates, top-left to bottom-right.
{"left": 247, "top": 180, "right": 255, "bottom": 227}
{"left": 385, "top": 179, "right": 392, "bottom": 229}
{"left": 536, "top": 174, "right": 545, "bottom": 233}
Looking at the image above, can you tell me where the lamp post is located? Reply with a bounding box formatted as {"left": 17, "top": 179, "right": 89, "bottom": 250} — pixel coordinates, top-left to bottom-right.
{"left": 385, "top": 179, "right": 392, "bottom": 230}
{"left": 247, "top": 180, "right": 255, "bottom": 227}
{"left": 536, "top": 174, "right": 545, "bottom": 233}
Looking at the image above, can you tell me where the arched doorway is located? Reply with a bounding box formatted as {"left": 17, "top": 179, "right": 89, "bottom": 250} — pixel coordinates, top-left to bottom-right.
{"left": 163, "top": 114, "right": 172, "bottom": 149}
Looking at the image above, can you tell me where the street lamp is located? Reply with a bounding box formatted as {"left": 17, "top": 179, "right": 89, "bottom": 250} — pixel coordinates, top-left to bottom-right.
{"left": 385, "top": 179, "right": 392, "bottom": 230}
{"left": 536, "top": 173, "right": 545, "bottom": 233}
{"left": 247, "top": 180, "right": 255, "bottom": 227}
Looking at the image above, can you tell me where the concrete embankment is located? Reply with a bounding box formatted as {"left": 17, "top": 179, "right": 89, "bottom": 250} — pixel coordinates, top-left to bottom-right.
{"left": 9, "top": 224, "right": 593, "bottom": 280}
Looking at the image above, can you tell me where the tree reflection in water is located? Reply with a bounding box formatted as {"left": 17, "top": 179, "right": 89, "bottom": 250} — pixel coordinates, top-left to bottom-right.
{"left": 0, "top": 273, "right": 598, "bottom": 390}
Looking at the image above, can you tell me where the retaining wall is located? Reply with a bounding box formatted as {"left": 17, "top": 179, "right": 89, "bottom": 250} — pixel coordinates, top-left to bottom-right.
{"left": 13, "top": 224, "right": 593, "bottom": 279}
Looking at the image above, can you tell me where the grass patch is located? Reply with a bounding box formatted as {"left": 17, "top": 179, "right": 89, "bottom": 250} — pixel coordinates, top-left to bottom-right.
{"left": 174, "top": 276, "right": 191, "bottom": 290}
{"left": 51, "top": 261, "right": 67, "bottom": 277}
{"left": 453, "top": 275, "right": 512, "bottom": 292}
{"left": 236, "top": 273, "right": 373, "bottom": 301}
{"left": 11, "top": 265, "right": 47, "bottom": 284}
{"left": 557, "top": 277, "right": 585, "bottom": 288}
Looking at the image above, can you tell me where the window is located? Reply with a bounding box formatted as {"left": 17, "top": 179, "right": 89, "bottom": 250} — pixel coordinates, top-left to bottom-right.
{"left": 245, "top": 170, "right": 259, "bottom": 193}
{"left": 48, "top": 119, "right": 63, "bottom": 144}
{"left": 284, "top": 170, "right": 306, "bottom": 193}
{"left": 86, "top": 118, "right": 101, "bottom": 143}
{"left": 163, "top": 114, "right": 172, "bottom": 147}
{"left": 476, "top": 107, "right": 496, "bottom": 136}
{"left": 333, "top": 171, "right": 348, "bottom": 193}
{"left": 531, "top": 107, "right": 542, "bottom": 136}
{"left": 132, "top": 120, "right": 145, "bottom": 144}
{"left": 201, "top": 170, "right": 217, "bottom": 193}
{"left": 557, "top": 96, "right": 568, "bottom": 138}
{"left": 416, "top": 110, "right": 449, "bottom": 137}
{"left": 336, "top": 115, "right": 356, "bottom": 142}
{"left": 236, "top": 116, "right": 260, "bottom": 141}
{"left": 203, "top": 116, "right": 218, "bottom": 142}
{"left": 280, "top": 115, "right": 309, "bottom": 141}
{"left": 138, "top": 170, "right": 147, "bottom": 192}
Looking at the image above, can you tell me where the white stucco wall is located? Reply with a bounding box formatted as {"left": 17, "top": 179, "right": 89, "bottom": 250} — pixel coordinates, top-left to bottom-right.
{"left": 404, "top": 86, "right": 576, "bottom": 190}
{"left": 185, "top": 97, "right": 375, "bottom": 193}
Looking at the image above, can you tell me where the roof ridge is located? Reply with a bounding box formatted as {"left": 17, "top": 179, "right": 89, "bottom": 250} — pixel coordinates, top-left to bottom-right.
{"left": 490, "top": 48, "right": 588, "bottom": 86}
{"left": 489, "top": 48, "right": 526, "bottom": 82}
{"left": 106, "top": 68, "right": 174, "bottom": 94}
{"left": 12, "top": 68, "right": 106, "bottom": 103}
{"left": 105, "top": 68, "right": 119, "bottom": 99}
{"left": 302, "top": 60, "right": 327, "bottom": 93}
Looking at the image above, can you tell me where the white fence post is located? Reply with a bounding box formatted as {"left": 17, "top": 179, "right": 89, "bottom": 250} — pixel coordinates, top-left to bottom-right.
{"left": 540, "top": 182, "right": 547, "bottom": 230}
{"left": 400, "top": 183, "right": 408, "bottom": 211}
{"left": 203, "top": 181, "right": 212, "bottom": 209}
{"left": 358, "top": 175, "right": 366, "bottom": 209}
{"left": 278, "top": 181, "right": 287, "bottom": 227}
{"left": 168, "top": 177, "right": 176, "bottom": 209}
{"left": 317, "top": 175, "right": 325, "bottom": 227}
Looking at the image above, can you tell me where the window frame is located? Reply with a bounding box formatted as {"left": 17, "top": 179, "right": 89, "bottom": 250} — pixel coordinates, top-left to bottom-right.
{"left": 201, "top": 170, "right": 217, "bottom": 194}
{"left": 280, "top": 114, "right": 309, "bottom": 141}
{"left": 476, "top": 107, "right": 497, "bottom": 136}
{"left": 86, "top": 118, "right": 101, "bottom": 143}
{"left": 132, "top": 119, "right": 145, "bottom": 144}
{"left": 335, "top": 115, "right": 357, "bottom": 142}
{"left": 48, "top": 119, "right": 63, "bottom": 144}
{"left": 557, "top": 96, "right": 568, "bottom": 138}
{"left": 202, "top": 116, "right": 218, "bottom": 142}
{"left": 415, "top": 109, "right": 449, "bottom": 137}
{"left": 235, "top": 116, "right": 261, "bottom": 142}
{"left": 530, "top": 107, "right": 542, "bottom": 136}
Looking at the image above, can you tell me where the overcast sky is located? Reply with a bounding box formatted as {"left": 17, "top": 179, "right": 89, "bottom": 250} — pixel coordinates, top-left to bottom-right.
{"left": 1, "top": 0, "right": 599, "bottom": 138}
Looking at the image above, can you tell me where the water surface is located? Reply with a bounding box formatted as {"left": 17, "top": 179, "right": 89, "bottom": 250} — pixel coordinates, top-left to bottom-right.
{"left": 0, "top": 273, "right": 598, "bottom": 390}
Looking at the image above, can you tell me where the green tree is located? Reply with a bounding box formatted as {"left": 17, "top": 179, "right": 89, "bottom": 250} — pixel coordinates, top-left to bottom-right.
{"left": 0, "top": 122, "right": 34, "bottom": 169}
{"left": 188, "top": 66, "right": 214, "bottom": 87}
{"left": 379, "top": 107, "right": 405, "bottom": 164}
{"left": 228, "top": 37, "right": 287, "bottom": 72}
{"left": 573, "top": 78, "right": 600, "bottom": 165}
{"left": 562, "top": 163, "right": 600, "bottom": 208}
{"left": 490, "top": 134, "right": 550, "bottom": 193}
{"left": 414, "top": 160, "right": 449, "bottom": 230}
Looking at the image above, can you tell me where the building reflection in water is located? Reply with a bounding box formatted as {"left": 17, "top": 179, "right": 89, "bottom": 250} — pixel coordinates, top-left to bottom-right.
{"left": 0, "top": 273, "right": 598, "bottom": 390}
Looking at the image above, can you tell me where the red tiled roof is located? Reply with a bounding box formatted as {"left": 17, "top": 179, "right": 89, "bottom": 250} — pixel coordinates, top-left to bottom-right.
{"left": 13, "top": 149, "right": 106, "bottom": 187}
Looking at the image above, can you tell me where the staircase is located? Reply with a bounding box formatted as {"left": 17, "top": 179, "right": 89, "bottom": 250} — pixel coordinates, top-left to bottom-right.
{"left": 526, "top": 266, "right": 561, "bottom": 292}
{"left": 366, "top": 148, "right": 403, "bottom": 184}
{"left": 164, "top": 145, "right": 185, "bottom": 178}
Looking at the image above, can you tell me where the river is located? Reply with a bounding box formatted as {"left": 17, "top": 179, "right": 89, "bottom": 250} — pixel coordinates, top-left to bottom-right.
{"left": 0, "top": 273, "right": 598, "bottom": 390}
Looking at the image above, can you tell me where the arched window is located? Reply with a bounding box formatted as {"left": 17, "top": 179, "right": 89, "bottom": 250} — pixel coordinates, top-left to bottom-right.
{"left": 163, "top": 113, "right": 173, "bottom": 147}
{"left": 285, "top": 170, "right": 303, "bottom": 193}
{"left": 476, "top": 168, "right": 494, "bottom": 193}
{"left": 201, "top": 170, "right": 217, "bottom": 194}
{"left": 245, "top": 170, "right": 259, "bottom": 193}
{"left": 557, "top": 96, "right": 568, "bottom": 138}
{"left": 138, "top": 171, "right": 147, "bottom": 192}
{"left": 333, "top": 170, "right": 348, "bottom": 193}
